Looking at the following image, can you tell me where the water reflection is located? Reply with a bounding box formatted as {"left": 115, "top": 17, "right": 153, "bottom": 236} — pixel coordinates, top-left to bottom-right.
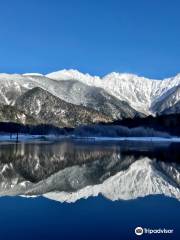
{"left": 0, "top": 140, "right": 179, "bottom": 202}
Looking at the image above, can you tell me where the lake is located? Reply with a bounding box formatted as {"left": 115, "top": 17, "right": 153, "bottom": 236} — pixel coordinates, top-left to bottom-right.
{"left": 0, "top": 139, "right": 179, "bottom": 239}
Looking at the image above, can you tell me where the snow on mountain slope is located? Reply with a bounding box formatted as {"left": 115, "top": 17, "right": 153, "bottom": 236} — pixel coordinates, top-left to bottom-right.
{"left": 31, "top": 79, "right": 142, "bottom": 119}
{"left": 0, "top": 73, "right": 69, "bottom": 105}
{"left": 0, "top": 73, "right": 57, "bottom": 105}
{"left": 152, "top": 85, "right": 180, "bottom": 113}
{"left": 0, "top": 74, "right": 36, "bottom": 105}
{"left": 161, "top": 100, "right": 180, "bottom": 115}
{"left": 0, "top": 70, "right": 180, "bottom": 117}
{"left": 0, "top": 73, "right": 142, "bottom": 120}
{"left": 47, "top": 70, "right": 180, "bottom": 114}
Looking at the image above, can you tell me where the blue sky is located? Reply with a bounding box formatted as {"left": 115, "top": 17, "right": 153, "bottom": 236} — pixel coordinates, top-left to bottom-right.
{"left": 0, "top": 0, "right": 179, "bottom": 78}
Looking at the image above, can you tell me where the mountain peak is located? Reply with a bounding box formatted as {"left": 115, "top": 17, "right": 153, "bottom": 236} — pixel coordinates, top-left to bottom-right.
{"left": 46, "top": 69, "right": 100, "bottom": 83}
{"left": 23, "top": 73, "right": 44, "bottom": 77}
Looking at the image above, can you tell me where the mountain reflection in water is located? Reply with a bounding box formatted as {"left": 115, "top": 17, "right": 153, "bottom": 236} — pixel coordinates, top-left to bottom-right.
{"left": 0, "top": 140, "right": 179, "bottom": 202}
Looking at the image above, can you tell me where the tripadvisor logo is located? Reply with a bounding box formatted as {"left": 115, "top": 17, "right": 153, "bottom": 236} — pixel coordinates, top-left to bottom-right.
{"left": 135, "top": 226, "right": 174, "bottom": 236}
{"left": 135, "top": 227, "right": 143, "bottom": 236}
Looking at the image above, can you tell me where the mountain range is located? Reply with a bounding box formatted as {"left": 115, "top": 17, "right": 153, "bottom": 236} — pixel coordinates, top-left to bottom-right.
{"left": 0, "top": 70, "right": 180, "bottom": 127}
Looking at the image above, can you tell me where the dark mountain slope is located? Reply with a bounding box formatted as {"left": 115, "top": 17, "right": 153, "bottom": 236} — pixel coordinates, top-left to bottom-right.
{"left": 15, "top": 87, "right": 111, "bottom": 128}
{"left": 0, "top": 105, "right": 36, "bottom": 124}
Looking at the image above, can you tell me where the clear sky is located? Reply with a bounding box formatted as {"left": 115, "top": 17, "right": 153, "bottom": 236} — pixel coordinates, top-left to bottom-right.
{"left": 0, "top": 0, "right": 180, "bottom": 79}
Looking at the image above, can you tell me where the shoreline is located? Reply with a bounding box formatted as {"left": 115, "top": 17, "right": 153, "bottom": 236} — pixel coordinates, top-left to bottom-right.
{"left": 0, "top": 134, "right": 180, "bottom": 143}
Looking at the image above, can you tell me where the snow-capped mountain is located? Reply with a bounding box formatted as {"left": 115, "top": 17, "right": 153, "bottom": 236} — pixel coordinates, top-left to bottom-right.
{"left": 0, "top": 70, "right": 180, "bottom": 126}
{"left": 47, "top": 70, "right": 180, "bottom": 114}
{"left": 0, "top": 73, "right": 142, "bottom": 122}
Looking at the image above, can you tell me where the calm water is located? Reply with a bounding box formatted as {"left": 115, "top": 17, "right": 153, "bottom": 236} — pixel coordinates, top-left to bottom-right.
{"left": 0, "top": 139, "right": 179, "bottom": 239}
